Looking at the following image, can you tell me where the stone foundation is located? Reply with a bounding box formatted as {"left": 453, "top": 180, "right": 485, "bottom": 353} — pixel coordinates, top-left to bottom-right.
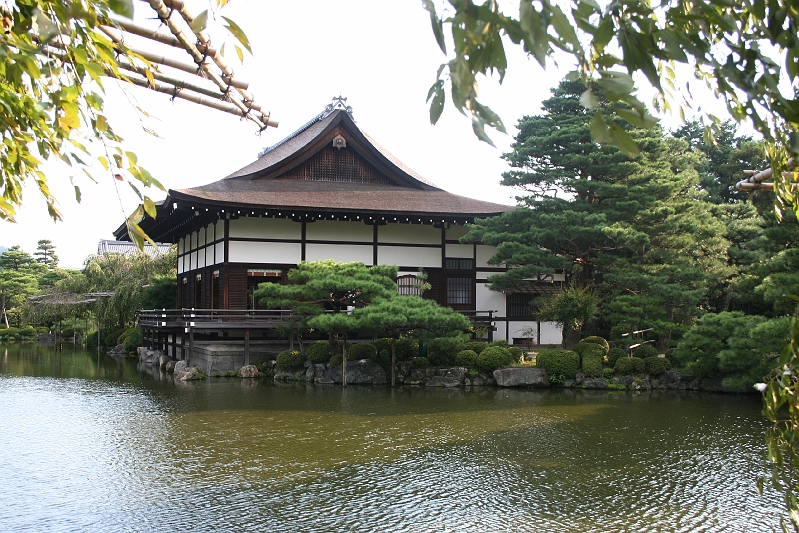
{"left": 187, "top": 342, "right": 283, "bottom": 374}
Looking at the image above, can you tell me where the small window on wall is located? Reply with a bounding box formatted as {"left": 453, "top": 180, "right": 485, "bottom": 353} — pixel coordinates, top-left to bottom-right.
{"left": 447, "top": 277, "right": 473, "bottom": 305}
{"left": 247, "top": 269, "right": 282, "bottom": 310}
{"left": 507, "top": 293, "right": 536, "bottom": 319}
{"left": 445, "top": 258, "right": 474, "bottom": 270}
{"left": 397, "top": 274, "right": 424, "bottom": 296}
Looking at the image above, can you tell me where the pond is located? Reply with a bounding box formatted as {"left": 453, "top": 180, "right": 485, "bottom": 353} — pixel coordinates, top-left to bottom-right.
{"left": 0, "top": 343, "right": 783, "bottom": 532}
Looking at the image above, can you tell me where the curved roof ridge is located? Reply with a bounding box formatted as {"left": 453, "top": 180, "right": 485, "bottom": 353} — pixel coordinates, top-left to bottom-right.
{"left": 257, "top": 110, "right": 326, "bottom": 158}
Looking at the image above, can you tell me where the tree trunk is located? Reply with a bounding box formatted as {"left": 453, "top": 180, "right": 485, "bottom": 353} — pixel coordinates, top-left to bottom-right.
{"left": 562, "top": 325, "right": 581, "bottom": 350}
{"left": 391, "top": 338, "right": 396, "bottom": 388}
{"left": 1, "top": 294, "right": 8, "bottom": 329}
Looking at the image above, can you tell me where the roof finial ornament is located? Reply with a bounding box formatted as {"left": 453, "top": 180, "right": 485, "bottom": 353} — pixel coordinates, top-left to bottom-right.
{"left": 323, "top": 95, "right": 355, "bottom": 121}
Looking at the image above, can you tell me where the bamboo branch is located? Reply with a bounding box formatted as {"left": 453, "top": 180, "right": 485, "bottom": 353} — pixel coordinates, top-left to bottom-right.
{"left": 117, "top": 60, "right": 229, "bottom": 100}
{"left": 736, "top": 158, "right": 795, "bottom": 190}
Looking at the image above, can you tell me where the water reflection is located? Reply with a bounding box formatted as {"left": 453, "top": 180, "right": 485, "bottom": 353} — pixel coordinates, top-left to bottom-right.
{"left": 0, "top": 343, "right": 784, "bottom": 532}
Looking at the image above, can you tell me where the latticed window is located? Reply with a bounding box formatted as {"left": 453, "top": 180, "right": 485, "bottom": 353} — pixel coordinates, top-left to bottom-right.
{"left": 447, "top": 277, "right": 473, "bottom": 305}
{"left": 397, "top": 275, "right": 423, "bottom": 296}
{"left": 507, "top": 293, "right": 536, "bottom": 319}
{"left": 278, "top": 146, "right": 393, "bottom": 184}
{"left": 445, "top": 258, "right": 474, "bottom": 270}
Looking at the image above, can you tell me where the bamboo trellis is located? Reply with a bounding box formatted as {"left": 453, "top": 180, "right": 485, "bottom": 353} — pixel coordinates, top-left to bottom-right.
{"left": 736, "top": 158, "right": 795, "bottom": 191}
{"left": 98, "top": 0, "right": 278, "bottom": 131}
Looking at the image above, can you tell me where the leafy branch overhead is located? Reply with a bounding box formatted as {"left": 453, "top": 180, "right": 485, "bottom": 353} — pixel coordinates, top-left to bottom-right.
{"left": 424, "top": 0, "right": 799, "bottom": 209}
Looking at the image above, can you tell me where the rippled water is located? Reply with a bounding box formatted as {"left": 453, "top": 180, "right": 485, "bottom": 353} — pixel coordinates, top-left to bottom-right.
{"left": 0, "top": 343, "right": 784, "bottom": 532}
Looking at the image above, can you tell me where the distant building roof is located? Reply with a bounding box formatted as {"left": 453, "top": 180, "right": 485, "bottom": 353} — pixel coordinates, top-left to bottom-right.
{"left": 97, "top": 240, "right": 171, "bottom": 257}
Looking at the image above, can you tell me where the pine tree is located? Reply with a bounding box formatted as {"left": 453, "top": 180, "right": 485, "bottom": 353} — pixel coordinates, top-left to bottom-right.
{"left": 34, "top": 240, "right": 58, "bottom": 269}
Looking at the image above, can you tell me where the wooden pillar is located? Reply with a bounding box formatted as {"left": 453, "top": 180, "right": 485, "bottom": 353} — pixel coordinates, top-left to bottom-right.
{"left": 244, "top": 328, "right": 250, "bottom": 367}
{"left": 171, "top": 332, "right": 177, "bottom": 358}
{"left": 188, "top": 330, "right": 194, "bottom": 366}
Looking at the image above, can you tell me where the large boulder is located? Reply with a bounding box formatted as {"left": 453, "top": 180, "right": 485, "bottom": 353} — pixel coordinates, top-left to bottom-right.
{"left": 493, "top": 368, "right": 549, "bottom": 387}
{"left": 324, "top": 359, "right": 387, "bottom": 385}
{"left": 164, "top": 360, "right": 177, "bottom": 373}
{"left": 426, "top": 367, "right": 468, "bottom": 388}
{"left": 274, "top": 368, "right": 307, "bottom": 381}
{"left": 581, "top": 378, "right": 608, "bottom": 389}
{"left": 108, "top": 343, "right": 126, "bottom": 356}
{"left": 159, "top": 354, "right": 172, "bottom": 368}
{"left": 239, "top": 365, "right": 260, "bottom": 379}
{"left": 175, "top": 366, "right": 204, "bottom": 381}
{"left": 173, "top": 360, "right": 187, "bottom": 376}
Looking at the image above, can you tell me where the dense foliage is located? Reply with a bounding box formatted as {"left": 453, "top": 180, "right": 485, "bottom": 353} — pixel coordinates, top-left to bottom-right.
{"left": 535, "top": 349, "right": 580, "bottom": 378}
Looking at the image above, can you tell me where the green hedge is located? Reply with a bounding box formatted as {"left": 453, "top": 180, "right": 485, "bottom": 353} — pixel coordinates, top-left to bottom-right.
{"left": 573, "top": 342, "right": 606, "bottom": 363}
{"left": 396, "top": 338, "right": 419, "bottom": 361}
{"left": 373, "top": 338, "right": 392, "bottom": 355}
{"left": 20, "top": 326, "right": 36, "bottom": 337}
{"left": 633, "top": 344, "right": 659, "bottom": 359}
{"left": 614, "top": 356, "right": 645, "bottom": 375}
{"left": 601, "top": 367, "right": 615, "bottom": 380}
{"left": 306, "top": 340, "right": 332, "bottom": 364}
{"left": 329, "top": 353, "right": 343, "bottom": 367}
{"left": 607, "top": 348, "right": 626, "bottom": 367}
{"left": 104, "top": 327, "right": 127, "bottom": 348}
{"left": 582, "top": 354, "right": 604, "bottom": 378}
{"left": 463, "top": 341, "right": 488, "bottom": 354}
{"left": 0, "top": 327, "right": 20, "bottom": 338}
{"left": 377, "top": 349, "right": 391, "bottom": 370}
{"left": 411, "top": 356, "right": 429, "bottom": 368}
{"left": 476, "top": 346, "right": 514, "bottom": 373}
{"left": 508, "top": 346, "right": 523, "bottom": 363}
{"left": 428, "top": 337, "right": 465, "bottom": 367}
{"left": 349, "top": 343, "right": 377, "bottom": 361}
{"left": 123, "top": 327, "right": 143, "bottom": 353}
{"left": 455, "top": 349, "right": 478, "bottom": 368}
{"left": 579, "top": 336, "right": 610, "bottom": 353}
{"left": 489, "top": 340, "right": 509, "bottom": 347}
{"left": 536, "top": 349, "right": 580, "bottom": 378}
{"left": 644, "top": 356, "right": 672, "bottom": 375}
{"left": 276, "top": 349, "right": 305, "bottom": 371}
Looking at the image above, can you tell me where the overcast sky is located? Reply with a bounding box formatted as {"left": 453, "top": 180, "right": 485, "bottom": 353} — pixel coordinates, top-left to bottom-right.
{"left": 0, "top": 0, "right": 729, "bottom": 268}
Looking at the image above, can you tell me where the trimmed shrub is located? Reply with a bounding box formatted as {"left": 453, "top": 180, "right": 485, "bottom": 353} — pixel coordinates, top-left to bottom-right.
{"left": 411, "top": 356, "right": 429, "bottom": 368}
{"left": 329, "top": 353, "right": 343, "bottom": 367}
{"left": 373, "top": 338, "right": 392, "bottom": 355}
{"left": 614, "top": 356, "right": 645, "bottom": 375}
{"left": 276, "top": 349, "right": 305, "bottom": 371}
{"left": 633, "top": 344, "right": 658, "bottom": 359}
{"left": 644, "top": 356, "right": 672, "bottom": 376}
{"left": 396, "top": 338, "right": 419, "bottom": 362}
{"left": 349, "top": 343, "right": 377, "bottom": 361}
{"left": 0, "top": 327, "right": 20, "bottom": 339}
{"left": 377, "top": 349, "right": 392, "bottom": 371}
{"left": 306, "top": 340, "right": 332, "bottom": 364}
{"left": 463, "top": 341, "right": 488, "bottom": 354}
{"left": 573, "top": 342, "right": 605, "bottom": 363}
{"left": 104, "top": 327, "right": 126, "bottom": 348}
{"left": 579, "top": 336, "right": 610, "bottom": 354}
{"left": 536, "top": 349, "right": 580, "bottom": 378}
{"left": 428, "top": 337, "right": 464, "bottom": 367}
{"left": 601, "top": 367, "right": 615, "bottom": 380}
{"left": 455, "top": 349, "right": 478, "bottom": 368}
{"left": 19, "top": 326, "right": 36, "bottom": 338}
{"left": 582, "top": 354, "right": 604, "bottom": 378}
{"left": 607, "top": 348, "right": 626, "bottom": 367}
{"left": 508, "top": 346, "right": 524, "bottom": 364}
{"left": 37, "top": 327, "right": 49, "bottom": 334}
{"left": 476, "top": 346, "right": 514, "bottom": 373}
{"left": 489, "top": 340, "right": 509, "bottom": 347}
{"left": 123, "top": 328, "right": 143, "bottom": 353}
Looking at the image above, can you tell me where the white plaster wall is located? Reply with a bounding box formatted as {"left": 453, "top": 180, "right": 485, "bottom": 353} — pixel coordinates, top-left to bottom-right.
{"left": 476, "top": 284, "right": 505, "bottom": 317}
{"left": 379, "top": 223, "right": 441, "bottom": 245}
{"left": 446, "top": 224, "right": 470, "bottom": 240}
{"left": 189, "top": 251, "right": 197, "bottom": 271}
{"left": 306, "top": 220, "right": 373, "bottom": 242}
{"left": 215, "top": 242, "right": 225, "bottom": 264}
{"left": 507, "top": 321, "right": 537, "bottom": 345}
{"left": 539, "top": 322, "right": 562, "bottom": 345}
{"left": 178, "top": 256, "right": 184, "bottom": 274}
{"left": 229, "top": 217, "right": 301, "bottom": 240}
{"left": 228, "top": 241, "right": 301, "bottom": 264}
{"left": 198, "top": 226, "right": 206, "bottom": 248}
{"left": 493, "top": 321, "right": 507, "bottom": 343}
{"left": 446, "top": 243, "right": 473, "bottom": 258}
{"left": 197, "top": 248, "right": 206, "bottom": 269}
{"left": 378, "top": 246, "right": 441, "bottom": 268}
{"left": 178, "top": 239, "right": 184, "bottom": 256}
{"left": 190, "top": 231, "right": 197, "bottom": 251}
{"left": 306, "top": 243, "right": 373, "bottom": 265}
{"left": 477, "top": 244, "right": 500, "bottom": 268}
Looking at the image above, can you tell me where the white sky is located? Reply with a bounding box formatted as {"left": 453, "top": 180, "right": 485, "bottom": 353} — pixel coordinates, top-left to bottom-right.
{"left": 0, "top": 0, "right": 732, "bottom": 268}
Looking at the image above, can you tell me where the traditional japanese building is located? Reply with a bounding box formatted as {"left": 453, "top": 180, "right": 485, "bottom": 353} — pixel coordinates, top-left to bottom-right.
{"left": 115, "top": 99, "right": 560, "bottom": 368}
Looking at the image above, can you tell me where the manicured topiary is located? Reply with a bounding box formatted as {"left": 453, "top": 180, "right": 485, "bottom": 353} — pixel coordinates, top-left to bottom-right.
{"left": 329, "top": 353, "right": 343, "bottom": 367}
{"left": 377, "top": 349, "right": 392, "bottom": 370}
{"left": 276, "top": 349, "right": 305, "bottom": 371}
{"left": 535, "top": 349, "right": 580, "bottom": 378}
{"left": 428, "top": 337, "right": 464, "bottom": 367}
{"left": 123, "top": 327, "right": 143, "bottom": 354}
{"left": 463, "top": 341, "right": 488, "bottom": 354}
{"left": 349, "top": 342, "right": 377, "bottom": 361}
{"left": 104, "top": 327, "right": 126, "bottom": 348}
{"left": 455, "top": 349, "right": 478, "bottom": 368}
{"left": 372, "top": 337, "right": 392, "bottom": 355}
{"left": 582, "top": 353, "right": 604, "bottom": 378}
{"left": 489, "top": 340, "right": 509, "bottom": 347}
{"left": 0, "top": 327, "right": 19, "bottom": 339}
{"left": 644, "top": 356, "right": 672, "bottom": 375}
{"left": 614, "top": 356, "right": 645, "bottom": 375}
{"left": 411, "top": 356, "right": 429, "bottom": 368}
{"left": 607, "top": 348, "right": 626, "bottom": 367}
{"left": 396, "top": 338, "right": 419, "bottom": 361}
{"left": 573, "top": 342, "right": 606, "bottom": 362}
{"left": 601, "top": 367, "right": 615, "bottom": 380}
{"left": 19, "top": 326, "right": 36, "bottom": 338}
{"left": 633, "top": 344, "right": 659, "bottom": 359}
{"left": 37, "top": 327, "right": 49, "bottom": 334}
{"left": 579, "top": 336, "right": 610, "bottom": 354}
{"left": 476, "top": 346, "right": 514, "bottom": 373}
{"left": 508, "top": 346, "right": 524, "bottom": 363}
{"left": 306, "top": 340, "right": 332, "bottom": 364}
